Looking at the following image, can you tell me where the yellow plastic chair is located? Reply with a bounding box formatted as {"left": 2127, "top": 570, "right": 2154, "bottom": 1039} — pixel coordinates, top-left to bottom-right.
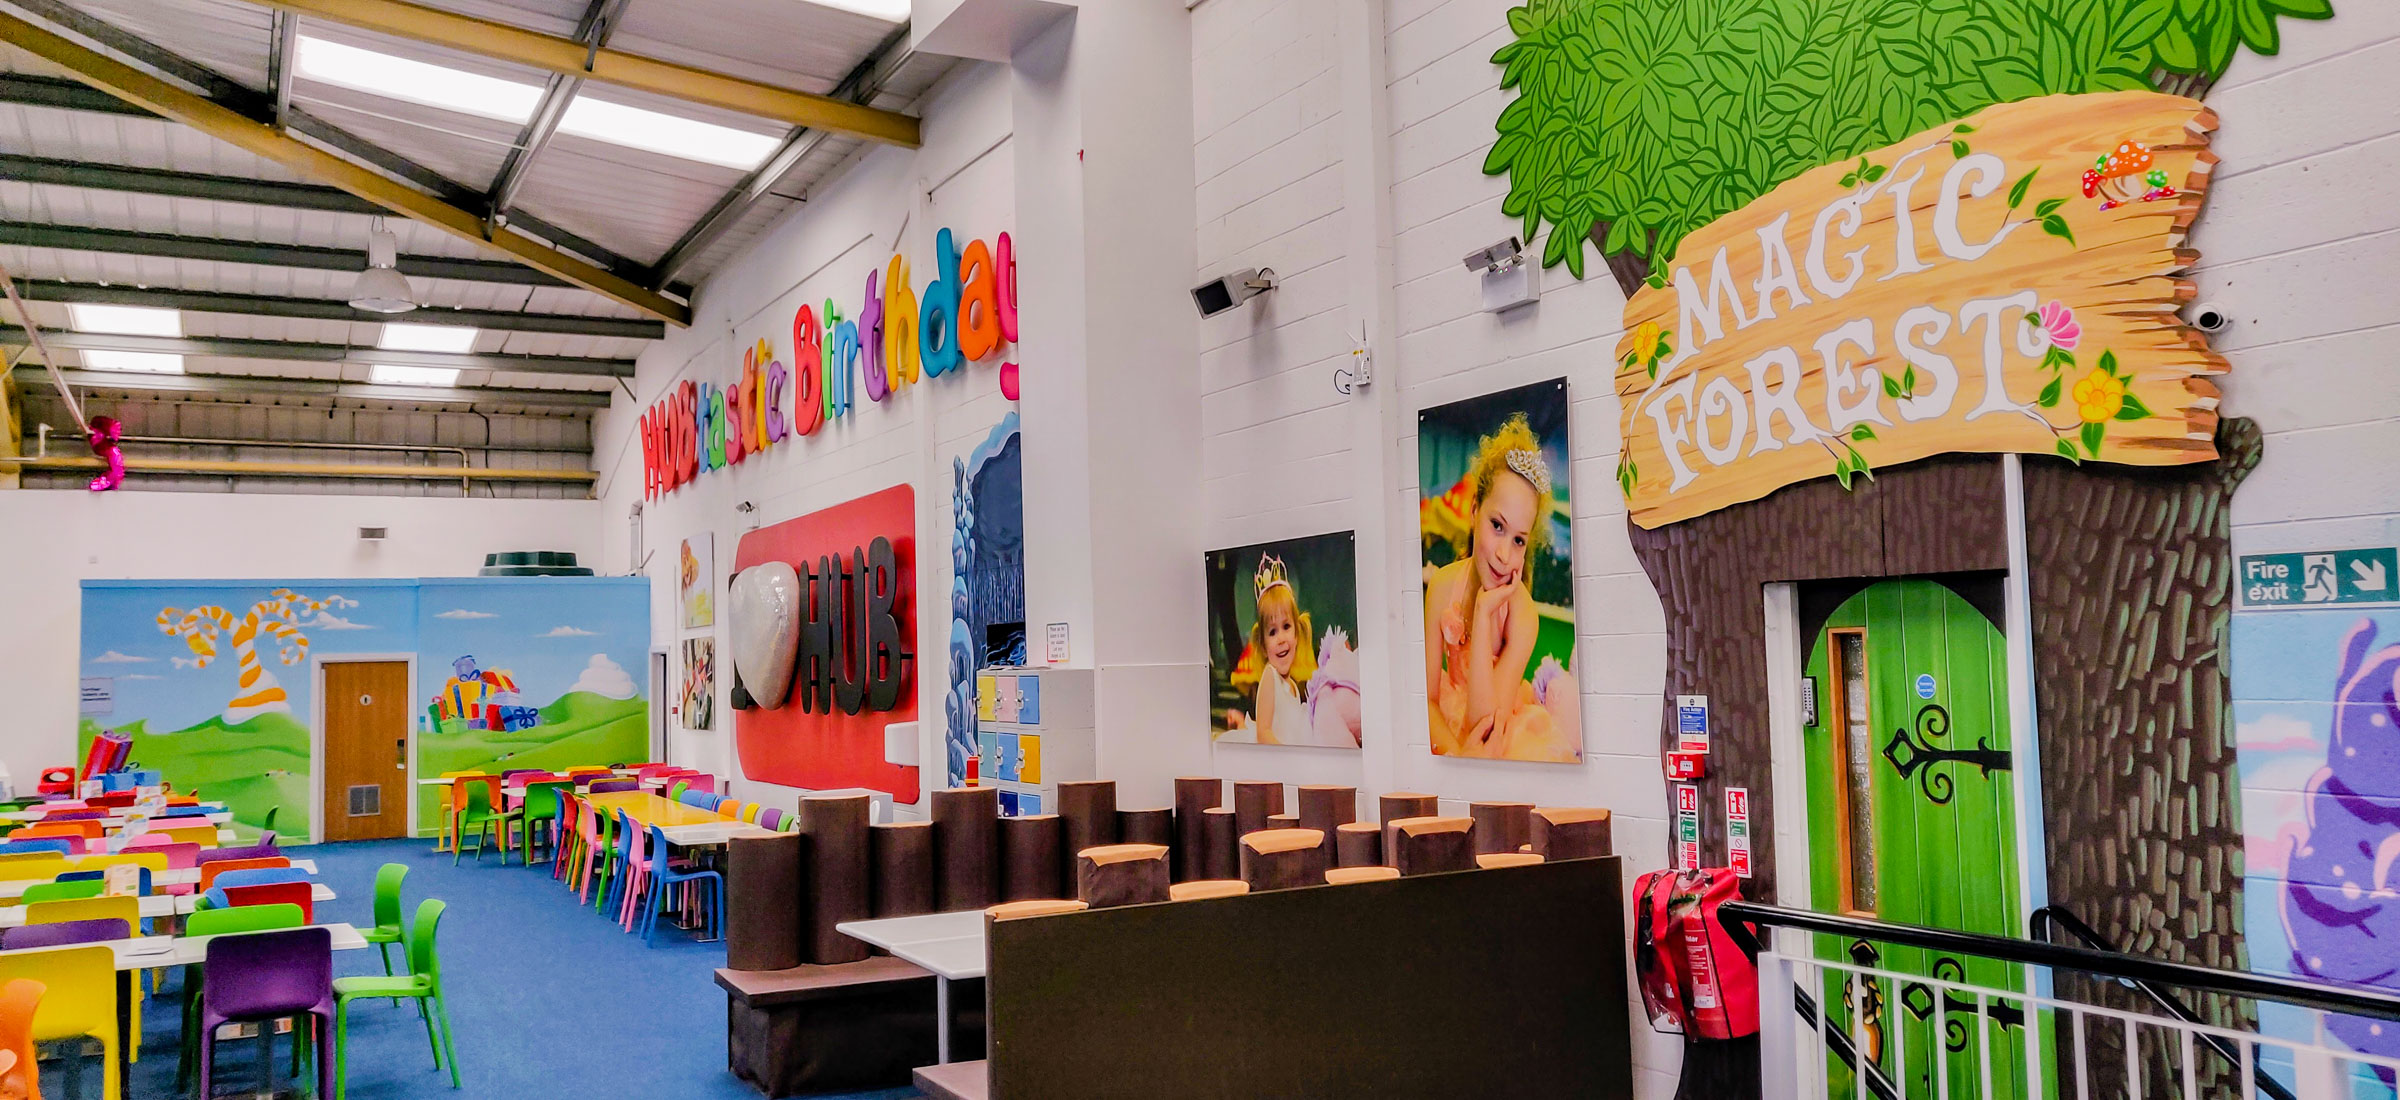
{"left": 0, "top": 854, "right": 57, "bottom": 866}
{"left": 0, "top": 864, "right": 75, "bottom": 896}
{"left": 23, "top": 898, "right": 142, "bottom": 1063}
{"left": 0, "top": 948, "right": 117, "bottom": 1100}
{"left": 0, "top": 977, "right": 38, "bottom": 1100}
{"left": 68, "top": 855, "right": 165, "bottom": 878}
{"left": 433, "top": 772, "right": 479, "bottom": 854}
{"left": 739, "top": 803, "right": 764, "bottom": 825}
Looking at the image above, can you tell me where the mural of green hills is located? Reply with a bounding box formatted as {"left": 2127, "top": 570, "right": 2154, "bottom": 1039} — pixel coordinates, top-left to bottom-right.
{"left": 413, "top": 691, "right": 649, "bottom": 836}
{"left": 83, "top": 711, "right": 312, "bottom": 842}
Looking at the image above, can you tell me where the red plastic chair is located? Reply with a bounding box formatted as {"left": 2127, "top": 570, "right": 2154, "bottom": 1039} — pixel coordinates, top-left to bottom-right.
{"left": 220, "top": 882, "right": 313, "bottom": 924}
{"left": 197, "top": 858, "right": 291, "bottom": 894}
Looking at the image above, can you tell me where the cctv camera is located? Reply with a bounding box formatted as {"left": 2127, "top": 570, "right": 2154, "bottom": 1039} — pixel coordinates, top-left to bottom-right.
{"left": 1462, "top": 237, "right": 1526, "bottom": 274}
{"left": 2190, "top": 301, "right": 2232, "bottom": 334}
{"left": 1192, "top": 268, "right": 1276, "bottom": 318}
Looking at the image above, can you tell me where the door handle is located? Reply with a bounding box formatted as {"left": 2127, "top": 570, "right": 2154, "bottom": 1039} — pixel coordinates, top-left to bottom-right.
{"left": 396, "top": 738, "right": 407, "bottom": 771}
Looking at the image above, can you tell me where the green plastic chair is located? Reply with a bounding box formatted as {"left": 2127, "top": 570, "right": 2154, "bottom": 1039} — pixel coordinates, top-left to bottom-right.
{"left": 333, "top": 898, "right": 459, "bottom": 1099}
{"left": 20, "top": 878, "right": 106, "bottom": 904}
{"left": 452, "top": 783, "right": 520, "bottom": 866}
{"left": 666, "top": 780, "right": 690, "bottom": 802}
{"left": 360, "top": 864, "right": 409, "bottom": 975}
{"left": 517, "top": 781, "right": 571, "bottom": 866}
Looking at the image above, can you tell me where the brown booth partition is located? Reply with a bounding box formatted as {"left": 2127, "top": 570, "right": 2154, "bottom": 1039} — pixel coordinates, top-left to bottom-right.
{"left": 980, "top": 854, "right": 1632, "bottom": 1099}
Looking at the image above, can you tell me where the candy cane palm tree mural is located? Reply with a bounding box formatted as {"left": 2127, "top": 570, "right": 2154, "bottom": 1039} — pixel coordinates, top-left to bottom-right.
{"left": 155, "top": 589, "right": 351, "bottom": 724}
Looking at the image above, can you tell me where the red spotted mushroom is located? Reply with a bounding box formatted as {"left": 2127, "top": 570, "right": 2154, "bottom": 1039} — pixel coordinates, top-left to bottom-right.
{"left": 2080, "top": 140, "right": 2177, "bottom": 211}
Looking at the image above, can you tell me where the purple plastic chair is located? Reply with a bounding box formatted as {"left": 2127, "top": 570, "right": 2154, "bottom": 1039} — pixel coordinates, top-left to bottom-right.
{"left": 199, "top": 926, "right": 334, "bottom": 1100}
{"left": 586, "top": 778, "right": 639, "bottom": 794}
{"left": 39, "top": 809, "right": 106, "bottom": 821}
{"left": 757, "top": 807, "right": 783, "bottom": 831}
{"left": 199, "top": 834, "right": 282, "bottom": 865}
{"left": 0, "top": 917, "right": 130, "bottom": 949}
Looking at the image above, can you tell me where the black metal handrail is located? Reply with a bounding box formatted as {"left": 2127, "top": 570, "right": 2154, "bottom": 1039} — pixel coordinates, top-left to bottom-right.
{"left": 1724, "top": 902, "right": 2400, "bottom": 1022}
{"left": 2030, "top": 905, "right": 2298, "bottom": 1100}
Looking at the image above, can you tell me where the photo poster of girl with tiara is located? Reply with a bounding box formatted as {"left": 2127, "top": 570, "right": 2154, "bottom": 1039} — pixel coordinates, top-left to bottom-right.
{"left": 1418, "top": 379, "right": 1581, "bottom": 763}
{"left": 1204, "top": 531, "right": 1363, "bottom": 748}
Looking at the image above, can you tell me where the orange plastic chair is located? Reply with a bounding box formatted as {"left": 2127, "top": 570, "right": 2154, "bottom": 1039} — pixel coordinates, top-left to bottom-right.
{"left": 8, "top": 825, "right": 98, "bottom": 843}
{"left": 0, "top": 978, "right": 41, "bottom": 1100}
{"left": 197, "top": 857, "right": 291, "bottom": 894}
{"left": 447, "top": 776, "right": 503, "bottom": 854}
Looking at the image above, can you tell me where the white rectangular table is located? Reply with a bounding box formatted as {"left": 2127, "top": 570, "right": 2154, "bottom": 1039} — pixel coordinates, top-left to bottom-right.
{"left": 0, "top": 883, "right": 335, "bottom": 927}
{"left": 837, "top": 910, "right": 988, "bottom": 1064}
{"left": 0, "top": 807, "right": 230, "bottom": 825}
{"left": 0, "top": 858, "right": 319, "bottom": 898}
{"left": 660, "top": 821, "right": 779, "bottom": 847}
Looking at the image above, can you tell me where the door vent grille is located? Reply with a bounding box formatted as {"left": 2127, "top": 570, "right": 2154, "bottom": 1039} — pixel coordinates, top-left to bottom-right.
{"left": 347, "top": 785, "right": 380, "bottom": 817}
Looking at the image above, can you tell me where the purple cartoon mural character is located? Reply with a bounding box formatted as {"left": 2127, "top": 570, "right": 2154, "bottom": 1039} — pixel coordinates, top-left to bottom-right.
{"left": 2282, "top": 620, "right": 2400, "bottom": 1080}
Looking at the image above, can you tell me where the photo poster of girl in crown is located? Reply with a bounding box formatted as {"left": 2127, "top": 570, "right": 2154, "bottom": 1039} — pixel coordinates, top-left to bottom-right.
{"left": 1419, "top": 378, "right": 1580, "bottom": 763}
{"left": 1204, "top": 531, "right": 1362, "bottom": 748}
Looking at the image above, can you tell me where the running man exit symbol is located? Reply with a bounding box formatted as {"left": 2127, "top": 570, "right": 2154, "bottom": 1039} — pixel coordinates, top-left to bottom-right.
{"left": 2303, "top": 554, "right": 2338, "bottom": 603}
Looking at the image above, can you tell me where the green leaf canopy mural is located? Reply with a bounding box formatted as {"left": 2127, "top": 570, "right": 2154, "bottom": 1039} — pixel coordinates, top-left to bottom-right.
{"left": 1485, "top": 0, "right": 2333, "bottom": 290}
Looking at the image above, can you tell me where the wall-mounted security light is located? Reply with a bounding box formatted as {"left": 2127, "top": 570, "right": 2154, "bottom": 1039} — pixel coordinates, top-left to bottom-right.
{"left": 1192, "top": 268, "right": 1275, "bottom": 318}
{"left": 1464, "top": 236, "right": 1539, "bottom": 314}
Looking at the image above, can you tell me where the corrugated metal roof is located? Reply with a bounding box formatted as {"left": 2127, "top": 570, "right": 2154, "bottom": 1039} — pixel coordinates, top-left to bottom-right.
{"left": 0, "top": 0, "right": 937, "bottom": 419}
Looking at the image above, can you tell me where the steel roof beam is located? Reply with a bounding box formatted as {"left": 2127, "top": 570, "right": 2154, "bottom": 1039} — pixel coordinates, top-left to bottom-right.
{"left": 0, "top": 10, "right": 692, "bottom": 324}
{"left": 243, "top": 0, "right": 921, "bottom": 147}
{"left": 0, "top": 223, "right": 568, "bottom": 287}
{"left": 9, "top": 279, "right": 662, "bottom": 340}
{"left": 652, "top": 23, "right": 912, "bottom": 290}
{"left": 12, "top": 365, "right": 609, "bottom": 408}
{"left": 0, "top": 328, "right": 635, "bottom": 377}
{"left": 0, "top": 154, "right": 383, "bottom": 214}
{"left": 488, "top": 0, "right": 630, "bottom": 219}
{"left": 0, "top": 73, "right": 144, "bottom": 116}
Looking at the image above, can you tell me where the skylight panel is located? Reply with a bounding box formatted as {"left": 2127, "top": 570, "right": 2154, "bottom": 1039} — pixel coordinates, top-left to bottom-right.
{"left": 295, "top": 36, "right": 541, "bottom": 123}
{"left": 379, "top": 323, "right": 479, "bottom": 353}
{"left": 369, "top": 364, "right": 463, "bottom": 387}
{"left": 558, "top": 97, "right": 781, "bottom": 170}
{"left": 68, "top": 303, "right": 181, "bottom": 337}
{"left": 82, "top": 350, "right": 184, "bottom": 374}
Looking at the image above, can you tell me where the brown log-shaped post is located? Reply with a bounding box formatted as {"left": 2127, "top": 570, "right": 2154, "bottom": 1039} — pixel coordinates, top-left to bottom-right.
{"left": 1378, "top": 791, "right": 1439, "bottom": 826}
{"left": 1172, "top": 776, "right": 1221, "bottom": 882}
{"left": 1075, "top": 843, "right": 1170, "bottom": 908}
{"left": 725, "top": 831, "right": 802, "bottom": 971}
{"left": 1531, "top": 807, "right": 1613, "bottom": 860}
{"left": 798, "top": 794, "right": 871, "bottom": 964}
{"left": 1296, "top": 785, "right": 1355, "bottom": 866}
{"left": 1324, "top": 866, "right": 1399, "bottom": 885}
{"left": 1469, "top": 801, "right": 1534, "bottom": 855}
{"left": 1389, "top": 816, "right": 1476, "bottom": 876}
{"left": 999, "top": 813, "right": 1063, "bottom": 901}
{"left": 930, "top": 786, "right": 999, "bottom": 912}
{"left": 869, "top": 820, "right": 935, "bottom": 919}
{"left": 1238, "top": 828, "right": 1328, "bottom": 892}
{"left": 1476, "top": 852, "right": 1545, "bottom": 869}
{"left": 1055, "top": 780, "right": 1119, "bottom": 893}
{"left": 1202, "top": 807, "right": 1238, "bottom": 880}
{"left": 1168, "top": 880, "right": 1249, "bottom": 901}
{"left": 1118, "top": 807, "right": 1174, "bottom": 851}
{"left": 1334, "top": 821, "right": 1381, "bottom": 868}
{"left": 1232, "top": 780, "right": 1284, "bottom": 839}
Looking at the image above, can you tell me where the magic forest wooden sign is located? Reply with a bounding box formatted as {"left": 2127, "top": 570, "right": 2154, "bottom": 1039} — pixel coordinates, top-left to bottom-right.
{"left": 1611, "top": 91, "right": 2221, "bottom": 526}
{"left": 1482, "top": 0, "right": 2336, "bottom": 529}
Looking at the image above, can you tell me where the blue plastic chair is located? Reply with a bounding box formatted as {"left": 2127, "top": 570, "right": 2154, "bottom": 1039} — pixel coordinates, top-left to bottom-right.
{"left": 212, "top": 867, "right": 310, "bottom": 891}
{"left": 603, "top": 810, "right": 642, "bottom": 920}
{"left": 159, "top": 806, "right": 212, "bottom": 818}
{"left": 0, "top": 839, "right": 73, "bottom": 857}
{"left": 638, "top": 824, "right": 722, "bottom": 945}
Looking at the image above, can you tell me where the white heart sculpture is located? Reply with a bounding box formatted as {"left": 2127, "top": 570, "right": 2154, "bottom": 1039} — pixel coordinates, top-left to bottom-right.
{"left": 727, "top": 561, "right": 802, "bottom": 709}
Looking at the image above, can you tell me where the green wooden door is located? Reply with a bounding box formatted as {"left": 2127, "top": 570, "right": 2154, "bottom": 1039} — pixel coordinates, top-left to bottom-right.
{"left": 1803, "top": 579, "right": 2027, "bottom": 1099}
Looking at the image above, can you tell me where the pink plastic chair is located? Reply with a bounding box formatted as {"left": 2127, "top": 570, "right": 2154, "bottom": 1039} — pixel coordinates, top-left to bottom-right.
{"left": 680, "top": 774, "right": 716, "bottom": 795}
{"left": 616, "top": 820, "right": 649, "bottom": 931}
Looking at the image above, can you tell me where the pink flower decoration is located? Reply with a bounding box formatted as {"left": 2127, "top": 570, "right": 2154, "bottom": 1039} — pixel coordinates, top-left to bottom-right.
{"left": 2039, "top": 300, "right": 2081, "bottom": 351}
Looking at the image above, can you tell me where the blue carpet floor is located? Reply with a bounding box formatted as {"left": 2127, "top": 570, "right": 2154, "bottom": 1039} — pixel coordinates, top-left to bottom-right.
{"left": 112, "top": 837, "right": 920, "bottom": 1100}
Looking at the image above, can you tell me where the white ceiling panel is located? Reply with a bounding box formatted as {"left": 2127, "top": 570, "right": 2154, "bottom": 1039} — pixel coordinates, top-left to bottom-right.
{"left": 68, "top": 0, "right": 274, "bottom": 91}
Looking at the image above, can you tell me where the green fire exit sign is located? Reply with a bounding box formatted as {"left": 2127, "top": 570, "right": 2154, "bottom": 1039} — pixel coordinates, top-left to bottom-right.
{"left": 2239, "top": 547, "right": 2400, "bottom": 608}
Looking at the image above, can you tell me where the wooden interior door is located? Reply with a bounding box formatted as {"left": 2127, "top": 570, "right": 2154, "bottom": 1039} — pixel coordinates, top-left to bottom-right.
{"left": 323, "top": 661, "right": 410, "bottom": 842}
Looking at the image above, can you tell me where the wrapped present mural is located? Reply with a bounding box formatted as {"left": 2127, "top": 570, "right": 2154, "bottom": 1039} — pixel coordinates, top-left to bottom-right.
{"left": 80, "top": 577, "right": 649, "bottom": 842}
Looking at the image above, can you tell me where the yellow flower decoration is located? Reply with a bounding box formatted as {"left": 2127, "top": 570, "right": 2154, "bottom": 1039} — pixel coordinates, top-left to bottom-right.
{"left": 2071, "top": 368, "right": 2126, "bottom": 423}
{"left": 1630, "top": 321, "right": 1663, "bottom": 363}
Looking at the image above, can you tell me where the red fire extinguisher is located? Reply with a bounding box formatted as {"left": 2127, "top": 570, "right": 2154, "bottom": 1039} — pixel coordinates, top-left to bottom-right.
{"left": 1633, "top": 867, "right": 1759, "bottom": 1040}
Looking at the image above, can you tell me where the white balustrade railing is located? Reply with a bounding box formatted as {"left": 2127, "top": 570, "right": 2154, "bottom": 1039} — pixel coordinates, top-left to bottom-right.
{"left": 1754, "top": 924, "right": 2400, "bottom": 1100}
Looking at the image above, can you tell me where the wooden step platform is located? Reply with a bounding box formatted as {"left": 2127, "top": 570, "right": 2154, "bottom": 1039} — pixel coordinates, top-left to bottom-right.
{"left": 913, "top": 1059, "right": 991, "bottom": 1100}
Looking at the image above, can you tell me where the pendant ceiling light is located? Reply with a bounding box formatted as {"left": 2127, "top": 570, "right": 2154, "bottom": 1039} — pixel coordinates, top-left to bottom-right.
{"left": 349, "top": 217, "right": 418, "bottom": 314}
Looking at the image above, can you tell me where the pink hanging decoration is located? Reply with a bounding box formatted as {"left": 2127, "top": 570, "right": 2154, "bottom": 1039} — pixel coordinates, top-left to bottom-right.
{"left": 1000, "top": 361, "right": 1020, "bottom": 402}
{"left": 86, "top": 415, "right": 125, "bottom": 492}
